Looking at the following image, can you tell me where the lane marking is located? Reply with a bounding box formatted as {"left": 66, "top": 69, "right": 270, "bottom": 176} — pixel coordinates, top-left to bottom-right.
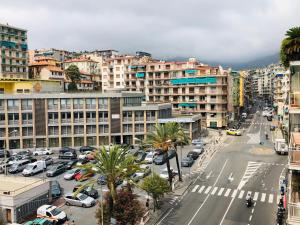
{"left": 238, "top": 190, "right": 245, "bottom": 199}
{"left": 204, "top": 186, "right": 212, "bottom": 194}
{"left": 218, "top": 188, "right": 224, "bottom": 196}
{"left": 157, "top": 208, "right": 173, "bottom": 225}
{"left": 198, "top": 185, "right": 205, "bottom": 194}
{"left": 253, "top": 192, "right": 259, "bottom": 201}
{"left": 261, "top": 193, "right": 266, "bottom": 202}
{"left": 211, "top": 187, "right": 218, "bottom": 195}
{"left": 187, "top": 159, "right": 228, "bottom": 225}
{"left": 268, "top": 194, "right": 274, "bottom": 203}
{"left": 277, "top": 195, "right": 281, "bottom": 204}
{"left": 191, "top": 185, "right": 199, "bottom": 193}
{"left": 224, "top": 189, "right": 231, "bottom": 197}
{"left": 249, "top": 215, "right": 252, "bottom": 221}
{"left": 231, "top": 189, "right": 237, "bottom": 198}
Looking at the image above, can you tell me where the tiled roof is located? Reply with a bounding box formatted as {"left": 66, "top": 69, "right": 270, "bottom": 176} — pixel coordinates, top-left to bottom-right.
{"left": 64, "top": 57, "right": 96, "bottom": 63}
{"left": 47, "top": 66, "right": 63, "bottom": 72}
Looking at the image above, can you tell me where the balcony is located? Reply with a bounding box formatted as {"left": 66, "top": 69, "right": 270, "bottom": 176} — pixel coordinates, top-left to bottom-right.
{"left": 7, "top": 106, "right": 19, "bottom": 111}
{"left": 287, "top": 203, "right": 300, "bottom": 224}
{"left": 290, "top": 92, "right": 300, "bottom": 112}
{"left": 87, "top": 118, "right": 96, "bottom": 123}
{"left": 86, "top": 104, "right": 96, "bottom": 110}
{"left": 48, "top": 105, "right": 58, "bottom": 110}
{"left": 99, "top": 118, "right": 109, "bottom": 123}
{"left": 22, "top": 120, "right": 33, "bottom": 125}
{"left": 48, "top": 119, "right": 59, "bottom": 124}
{"left": 73, "top": 105, "right": 84, "bottom": 110}
{"left": 123, "top": 117, "right": 132, "bottom": 122}
{"left": 289, "top": 149, "right": 300, "bottom": 170}
{"left": 60, "top": 105, "right": 71, "bottom": 110}
{"left": 74, "top": 118, "right": 84, "bottom": 123}
{"left": 8, "top": 120, "right": 19, "bottom": 125}
{"left": 21, "top": 105, "right": 32, "bottom": 110}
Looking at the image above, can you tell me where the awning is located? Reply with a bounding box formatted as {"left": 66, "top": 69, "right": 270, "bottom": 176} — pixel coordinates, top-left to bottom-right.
{"left": 136, "top": 72, "right": 145, "bottom": 78}
{"left": 179, "top": 103, "right": 197, "bottom": 107}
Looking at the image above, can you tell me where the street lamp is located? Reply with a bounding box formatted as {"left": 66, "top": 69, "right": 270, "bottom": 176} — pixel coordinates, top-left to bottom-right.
{"left": 4, "top": 129, "right": 18, "bottom": 175}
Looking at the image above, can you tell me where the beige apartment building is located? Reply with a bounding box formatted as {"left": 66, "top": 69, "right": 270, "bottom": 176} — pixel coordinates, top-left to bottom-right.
{"left": 125, "top": 58, "right": 229, "bottom": 128}
{"left": 0, "top": 23, "right": 28, "bottom": 79}
{"left": 0, "top": 91, "right": 200, "bottom": 150}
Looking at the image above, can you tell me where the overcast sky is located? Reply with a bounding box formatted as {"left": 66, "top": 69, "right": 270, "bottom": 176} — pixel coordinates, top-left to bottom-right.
{"left": 1, "top": 0, "right": 299, "bottom": 63}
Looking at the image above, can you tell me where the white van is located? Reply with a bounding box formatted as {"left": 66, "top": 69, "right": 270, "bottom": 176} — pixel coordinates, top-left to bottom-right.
{"left": 37, "top": 205, "right": 67, "bottom": 223}
{"left": 22, "top": 160, "right": 46, "bottom": 176}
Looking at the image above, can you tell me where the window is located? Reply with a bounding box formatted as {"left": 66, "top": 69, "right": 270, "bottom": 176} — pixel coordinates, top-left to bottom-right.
{"left": 123, "top": 97, "right": 142, "bottom": 107}
{"left": 116, "top": 82, "right": 120, "bottom": 86}
{"left": 98, "top": 98, "right": 108, "bottom": 109}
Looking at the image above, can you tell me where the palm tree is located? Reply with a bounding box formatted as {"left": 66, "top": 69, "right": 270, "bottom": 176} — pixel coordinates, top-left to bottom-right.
{"left": 280, "top": 27, "right": 300, "bottom": 68}
{"left": 166, "top": 122, "right": 190, "bottom": 182}
{"left": 79, "top": 145, "right": 138, "bottom": 219}
{"left": 147, "top": 124, "right": 173, "bottom": 186}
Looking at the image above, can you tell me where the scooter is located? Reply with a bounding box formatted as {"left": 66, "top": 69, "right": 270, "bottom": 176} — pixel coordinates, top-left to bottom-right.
{"left": 246, "top": 199, "right": 252, "bottom": 207}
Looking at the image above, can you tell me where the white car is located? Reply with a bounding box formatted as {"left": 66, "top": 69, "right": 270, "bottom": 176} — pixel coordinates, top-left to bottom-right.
{"left": 78, "top": 151, "right": 92, "bottom": 159}
{"left": 37, "top": 205, "right": 67, "bottom": 223}
{"left": 33, "top": 148, "right": 53, "bottom": 156}
{"left": 144, "top": 152, "right": 154, "bottom": 164}
{"left": 159, "top": 167, "right": 178, "bottom": 179}
{"left": 64, "top": 193, "right": 96, "bottom": 207}
{"left": 192, "top": 145, "right": 204, "bottom": 154}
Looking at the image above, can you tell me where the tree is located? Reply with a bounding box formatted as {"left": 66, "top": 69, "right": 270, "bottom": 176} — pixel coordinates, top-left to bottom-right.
{"left": 81, "top": 145, "right": 139, "bottom": 219}
{"left": 65, "top": 65, "right": 81, "bottom": 90}
{"left": 95, "top": 189, "right": 145, "bottom": 225}
{"left": 280, "top": 27, "right": 300, "bottom": 68}
{"left": 147, "top": 124, "right": 173, "bottom": 186}
{"left": 166, "top": 122, "right": 190, "bottom": 182}
{"left": 140, "top": 173, "right": 171, "bottom": 211}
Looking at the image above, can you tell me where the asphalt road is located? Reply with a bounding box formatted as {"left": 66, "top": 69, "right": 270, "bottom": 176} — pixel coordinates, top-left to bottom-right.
{"left": 158, "top": 107, "right": 287, "bottom": 225}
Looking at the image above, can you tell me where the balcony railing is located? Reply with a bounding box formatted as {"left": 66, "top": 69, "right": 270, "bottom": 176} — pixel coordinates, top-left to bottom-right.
{"left": 289, "top": 148, "right": 300, "bottom": 170}
{"left": 99, "top": 118, "right": 109, "bottom": 122}
{"left": 48, "top": 119, "right": 59, "bottom": 124}
{"left": 7, "top": 106, "right": 19, "bottom": 111}
{"left": 290, "top": 92, "right": 300, "bottom": 108}
{"left": 8, "top": 120, "right": 18, "bottom": 125}
{"left": 87, "top": 118, "right": 96, "bottom": 123}
{"left": 74, "top": 118, "right": 84, "bottom": 123}
{"left": 86, "top": 104, "right": 96, "bottom": 109}
{"left": 61, "top": 119, "right": 71, "bottom": 124}
{"left": 73, "top": 105, "right": 84, "bottom": 109}
{"left": 22, "top": 132, "right": 33, "bottom": 137}
{"left": 21, "top": 105, "right": 32, "bottom": 110}
{"left": 123, "top": 117, "right": 132, "bottom": 122}
{"left": 288, "top": 203, "right": 300, "bottom": 224}
{"left": 60, "top": 105, "right": 71, "bottom": 110}
{"left": 48, "top": 131, "right": 59, "bottom": 136}
{"left": 48, "top": 105, "right": 58, "bottom": 110}
{"left": 22, "top": 120, "right": 33, "bottom": 125}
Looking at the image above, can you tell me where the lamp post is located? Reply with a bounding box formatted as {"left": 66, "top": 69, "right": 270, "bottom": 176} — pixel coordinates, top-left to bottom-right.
{"left": 4, "top": 130, "right": 18, "bottom": 175}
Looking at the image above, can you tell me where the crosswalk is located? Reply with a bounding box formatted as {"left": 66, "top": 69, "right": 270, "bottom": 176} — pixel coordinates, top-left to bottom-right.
{"left": 190, "top": 185, "right": 280, "bottom": 204}
{"left": 238, "top": 161, "right": 262, "bottom": 190}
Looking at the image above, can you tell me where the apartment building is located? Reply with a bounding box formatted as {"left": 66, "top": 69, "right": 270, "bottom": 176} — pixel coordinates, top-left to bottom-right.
{"left": 0, "top": 23, "right": 28, "bottom": 79}
{"left": 125, "top": 58, "right": 229, "bottom": 128}
{"left": 228, "top": 71, "right": 241, "bottom": 121}
{"left": 28, "top": 48, "right": 74, "bottom": 66}
{"left": 0, "top": 92, "right": 201, "bottom": 150}
{"left": 287, "top": 61, "right": 300, "bottom": 225}
{"left": 273, "top": 71, "right": 289, "bottom": 118}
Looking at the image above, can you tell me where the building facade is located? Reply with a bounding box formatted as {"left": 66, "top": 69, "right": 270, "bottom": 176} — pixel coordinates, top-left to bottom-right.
{"left": 0, "top": 92, "right": 200, "bottom": 150}
{"left": 0, "top": 23, "right": 28, "bottom": 79}
{"left": 125, "top": 58, "right": 229, "bottom": 128}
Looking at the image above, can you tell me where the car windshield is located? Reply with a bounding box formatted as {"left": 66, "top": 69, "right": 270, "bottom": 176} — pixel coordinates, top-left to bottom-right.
{"left": 50, "top": 208, "right": 62, "bottom": 216}
{"left": 26, "top": 164, "right": 34, "bottom": 169}
{"left": 78, "top": 194, "right": 88, "bottom": 201}
{"left": 67, "top": 169, "right": 77, "bottom": 174}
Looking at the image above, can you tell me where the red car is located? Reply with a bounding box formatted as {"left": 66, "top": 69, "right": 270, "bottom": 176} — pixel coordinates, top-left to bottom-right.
{"left": 74, "top": 169, "right": 94, "bottom": 181}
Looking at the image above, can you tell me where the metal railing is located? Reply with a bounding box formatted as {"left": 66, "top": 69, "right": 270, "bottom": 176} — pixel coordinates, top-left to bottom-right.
{"left": 288, "top": 203, "right": 300, "bottom": 223}
{"left": 290, "top": 92, "right": 300, "bottom": 108}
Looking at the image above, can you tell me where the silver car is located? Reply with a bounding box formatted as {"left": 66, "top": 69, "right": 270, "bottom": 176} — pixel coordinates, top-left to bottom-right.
{"left": 64, "top": 193, "right": 96, "bottom": 207}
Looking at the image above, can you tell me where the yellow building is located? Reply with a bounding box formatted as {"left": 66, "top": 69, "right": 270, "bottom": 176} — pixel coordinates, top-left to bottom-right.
{"left": 0, "top": 79, "right": 62, "bottom": 94}
{"left": 239, "top": 71, "right": 246, "bottom": 107}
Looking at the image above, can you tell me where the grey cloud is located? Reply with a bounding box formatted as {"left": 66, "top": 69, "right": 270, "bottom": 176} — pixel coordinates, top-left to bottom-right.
{"left": 0, "top": 0, "right": 300, "bottom": 62}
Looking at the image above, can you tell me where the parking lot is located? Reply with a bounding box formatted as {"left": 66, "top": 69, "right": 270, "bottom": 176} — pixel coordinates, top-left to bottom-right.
{"left": 0, "top": 139, "right": 213, "bottom": 225}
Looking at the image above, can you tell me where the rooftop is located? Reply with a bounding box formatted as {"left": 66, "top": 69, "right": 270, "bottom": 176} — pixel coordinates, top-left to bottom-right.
{"left": 0, "top": 175, "right": 47, "bottom": 196}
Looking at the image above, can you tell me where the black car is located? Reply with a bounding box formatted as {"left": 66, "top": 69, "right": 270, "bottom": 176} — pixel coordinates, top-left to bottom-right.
{"left": 59, "top": 151, "right": 77, "bottom": 160}
{"left": 153, "top": 154, "right": 166, "bottom": 165}
{"left": 51, "top": 180, "right": 62, "bottom": 199}
{"left": 79, "top": 146, "right": 95, "bottom": 153}
{"left": 135, "top": 150, "right": 147, "bottom": 163}
{"left": 0, "top": 149, "right": 10, "bottom": 158}
{"left": 154, "top": 149, "right": 164, "bottom": 156}
{"left": 46, "top": 163, "right": 66, "bottom": 177}
{"left": 167, "top": 149, "right": 176, "bottom": 159}
{"left": 187, "top": 151, "right": 199, "bottom": 160}
{"left": 181, "top": 157, "right": 194, "bottom": 167}
{"left": 73, "top": 185, "right": 99, "bottom": 199}
{"left": 65, "top": 159, "right": 78, "bottom": 170}
{"left": 59, "top": 147, "right": 75, "bottom": 154}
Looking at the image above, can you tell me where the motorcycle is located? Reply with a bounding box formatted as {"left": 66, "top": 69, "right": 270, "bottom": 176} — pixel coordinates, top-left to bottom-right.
{"left": 265, "top": 133, "right": 268, "bottom": 140}
{"left": 246, "top": 198, "right": 252, "bottom": 207}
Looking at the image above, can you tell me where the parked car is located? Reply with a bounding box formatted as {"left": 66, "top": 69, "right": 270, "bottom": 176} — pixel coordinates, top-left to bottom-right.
{"left": 187, "top": 151, "right": 200, "bottom": 160}
{"left": 226, "top": 129, "right": 242, "bottom": 136}
{"left": 192, "top": 145, "right": 204, "bottom": 155}
{"left": 37, "top": 205, "right": 67, "bottom": 223}
{"left": 59, "top": 151, "right": 77, "bottom": 160}
{"left": 13, "top": 150, "right": 32, "bottom": 157}
{"left": 33, "top": 148, "right": 53, "bottom": 156}
{"left": 154, "top": 149, "right": 164, "bottom": 156}
{"left": 135, "top": 150, "right": 147, "bottom": 163}
{"left": 0, "top": 149, "right": 10, "bottom": 158}
{"left": 74, "top": 169, "right": 94, "bottom": 181}
{"left": 22, "top": 161, "right": 46, "bottom": 176}
{"left": 159, "top": 167, "right": 177, "bottom": 180}
{"left": 167, "top": 149, "right": 176, "bottom": 159}
{"left": 97, "top": 175, "right": 122, "bottom": 186}
{"left": 153, "top": 154, "right": 166, "bottom": 165}
{"left": 73, "top": 185, "right": 99, "bottom": 199}
{"left": 41, "top": 156, "right": 54, "bottom": 167}
{"left": 46, "top": 163, "right": 66, "bottom": 177}
{"left": 78, "top": 151, "right": 92, "bottom": 160}
{"left": 51, "top": 181, "right": 62, "bottom": 199}
{"left": 65, "top": 159, "right": 78, "bottom": 170}
{"left": 64, "top": 168, "right": 81, "bottom": 180}
{"left": 144, "top": 152, "right": 154, "bottom": 164}
{"left": 79, "top": 146, "right": 95, "bottom": 153}
{"left": 64, "top": 193, "right": 96, "bottom": 207}
{"left": 24, "top": 218, "right": 53, "bottom": 225}
{"left": 76, "top": 158, "right": 89, "bottom": 166}
{"left": 192, "top": 139, "right": 203, "bottom": 145}
{"left": 8, "top": 159, "right": 30, "bottom": 173}
{"left": 131, "top": 172, "right": 145, "bottom": 182}
{"left": 181, "top": 157, "right": 194, "bottom": 167}
{"left": 241, "top": 112, "right": 247, "bottom": 119}
{"left": 59, "top": 147, "right": 75, "bottom": 154}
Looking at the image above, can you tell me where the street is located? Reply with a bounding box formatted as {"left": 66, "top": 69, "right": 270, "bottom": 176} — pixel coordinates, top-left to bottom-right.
{"left": 158, "top": 107, "right": 287, "bottom": 225}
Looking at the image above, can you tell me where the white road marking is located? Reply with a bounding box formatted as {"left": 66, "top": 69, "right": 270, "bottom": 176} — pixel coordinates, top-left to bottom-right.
{"left": 206, "top": 171, "right": 213, "bottom": 179}
{"left": 211, "top": 187, "right": 218, "bottom": 195}
{"left": 277, "top": 195, "right": 281, "bottom": 204}
{"left": 198, "top": 185, "right": 205, "bottom": 193}
{"left": 231, "top": 189, "right": 237, "bottom": 198}
{"left": 247, "top": 191, "right": 252, "bottom": 197}
{"left": 238, "top": 190, "right": 245, "bottom": 199}
{"left": 268, "top": 194, "right": 274, "bottom": 203}
{"left": 224, "top": 189, "right": 231, "bottom": 197}
{"left": 205, "top": 186, "right": 212, "bottom": 194}
{"left": 191, "top": 185, "right": 199, "bottom": 193}
{"left": 157, "top": 208, "right": 173, "bottom": 225}
{"left": 187, "top": 159, "right": 228, "bottom": 225}
{"left": 261, "top": 193, "right": 266, "bottom": 202}
{"left": 249, "top": 215, "right": 252, "bottom": 221}
{"left": 218, "top": 188, "right": 224, "bottom": 196}
{"left": 253, "top": 192, "right": 259, "bottom": 201}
